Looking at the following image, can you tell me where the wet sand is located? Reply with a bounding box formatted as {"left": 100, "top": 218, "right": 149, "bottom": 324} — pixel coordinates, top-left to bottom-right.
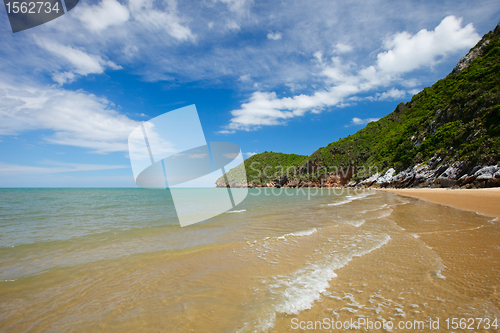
{"left": 379, "top": 188, "right": 500, "bottom": 219}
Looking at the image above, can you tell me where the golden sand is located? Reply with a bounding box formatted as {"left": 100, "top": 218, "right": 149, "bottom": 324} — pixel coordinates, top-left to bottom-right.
{"left": 379, "top": 187, "right": 500, "bottom": 219}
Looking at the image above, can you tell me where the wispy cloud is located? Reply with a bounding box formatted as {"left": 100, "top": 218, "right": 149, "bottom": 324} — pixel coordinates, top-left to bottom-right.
{"left": 267, "top": 31, "right": 282, "bottom": 40}
{"left": 0, "top": 81, "right": 139, "bottom": 153}
{"left": 221, "top": 16, "right": 480, "bottom": 131}
{"left": 244, "top": 152, "right": 257, "bottom": 158}
{"left": 346, "top": 117, "right": 380, "bottom": 127}
{"left": 367, "top": 88, "right": 406, "bottom": 101}
{"left": 2, "top": 0, "right": 493, "bottom": 90}
{"left": 78, "top": 0, "right": 130, "bottom": 32}
{"left": 36, "top": 39, "right": 122, "bottom": 84}
{"left": 334, "top": 43, "right": 352, "bottom": 53}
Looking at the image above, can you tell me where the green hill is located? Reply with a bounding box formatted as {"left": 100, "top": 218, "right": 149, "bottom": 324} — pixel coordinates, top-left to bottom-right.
{"left": 216, "top": 151, "right": 308, "bottom": 186}
{"left": 218, "top": 21, "right": 500, "bottom": 188}
{"left": 307, "top": 22, "right": 500, "bottom": 180}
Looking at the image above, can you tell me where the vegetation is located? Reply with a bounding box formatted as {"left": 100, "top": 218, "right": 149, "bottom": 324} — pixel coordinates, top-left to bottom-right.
{"left": 219, "top": 151, "right": 308, "bottom": 185}
{"left": 218, "top": 22, "right": 500, "bottom": 185}
{"left": 305, "top": 22, "right": 500, "bottom": 179}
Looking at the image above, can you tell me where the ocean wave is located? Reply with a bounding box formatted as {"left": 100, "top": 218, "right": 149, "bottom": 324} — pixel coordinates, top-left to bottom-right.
{"left": 225, "top": 209, "right": 246, "bottom": 213}
{"left": 343, "top": 219, "right": 365, "bottom": 227}
{"left": 372, "top": 208, "right": 393, "bottom": 219}
{"left": 275, "top": 228, "right": 317, "bottom": 240}
{"left": 255, "top": 233, "right": 391, "bottom": 330}
{"left": 328, "top": 191, "right": 375, "bottom": 206}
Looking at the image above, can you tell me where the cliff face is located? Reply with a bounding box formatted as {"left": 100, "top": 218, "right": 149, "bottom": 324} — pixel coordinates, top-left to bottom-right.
{"left": 453, "top": 21, "right": 500, "bottom": 74}
{"left": 218, "top": 21, "right": 500, "bottom": 189}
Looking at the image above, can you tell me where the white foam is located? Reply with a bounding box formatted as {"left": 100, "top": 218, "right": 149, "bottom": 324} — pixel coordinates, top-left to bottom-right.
{"left": 267, "top": 234, "right": 391, "bottom": 317}
{"left": 344, "top": 219, "right": 366, "bottom": 227}
{"left": 275, "top": 228, "right": 317, "bottom": 240}
{"left": 370, "top": 208, "right": 393, "bottom": 219}
{"left": 226, "top": 209, "right": 246, "bottom": 213}
{"left": 328, "top": 191, "right": 375, "bottom": 206}
{"left": 435, "top": 270, "right": 446, "bottom": 279}
{"left": 359, "top": 203, "right": 388, "bottom": 214}
{"left": 290, "top": 228, "right": 317, "bottom": 237}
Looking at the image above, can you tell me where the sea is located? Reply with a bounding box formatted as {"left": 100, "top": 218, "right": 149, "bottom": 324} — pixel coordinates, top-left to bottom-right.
{"left": 0, "top": 188, "right": 499, "bottom": 332}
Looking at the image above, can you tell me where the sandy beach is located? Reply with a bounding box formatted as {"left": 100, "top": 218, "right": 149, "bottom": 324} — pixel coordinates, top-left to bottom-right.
{"left": 379, "top": 187, "right": 500, "bottom": 219}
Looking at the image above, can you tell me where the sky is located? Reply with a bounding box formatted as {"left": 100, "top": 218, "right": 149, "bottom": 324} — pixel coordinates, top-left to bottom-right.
{"left": 0, "top": 0, "right": 499, "bottom": 187}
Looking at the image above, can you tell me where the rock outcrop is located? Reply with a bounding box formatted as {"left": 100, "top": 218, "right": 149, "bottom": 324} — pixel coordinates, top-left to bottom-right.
{"left": 355, "top": 159, "right": 500, "bottom": 189}
{"left": 452, "top": 21, "right": 499, "bottom": 74}
{"left": 219, "top": 160, "right": 499, "bottom": 189}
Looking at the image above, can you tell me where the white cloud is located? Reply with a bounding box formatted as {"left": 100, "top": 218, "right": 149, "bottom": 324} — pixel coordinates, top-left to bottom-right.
{"left": 36, "top": 40, "right": 122, "bottom": 84}
{"left": 347, "top": 117, "right": 380, "bottom": 127}
{"left": 367, "top": 88, "right": 406, "bottom": 101}
{"left": 216, "top": 0, "right": 252, "bottom": 15}
{"left": 79, "top": 0, "right": 130, "bottom": 32}
{"left": 244, "top": 152, "right": 257, "bottom": 158}
{"left": 0, "top": 82, "right": 139, "bottom": 153}
{"left": 52, "top": 72, "right": 76, "bottom": 85}
{"left": 400, "top": 78, "right": 420, "bottom": 88}
{"left": 377, "top": 16, "right": 480, "bottom": 73}
{"left": 335, "top": 43, "right": 352, "bottom": 53}
{"left": 222, "top": 16, "right": 480, "bottom": 131}
{"left": 267, "top": 31, "right": 282, "bottom": 40}
{"left": 408, "top": 88, "right": 422, "bottom": 95}
{"left": 285, "top": 81, "right": 306, "bottom": 93}
{"left": 3, "top": 0, "right": 493, "bottom": 93}
{"left": 127, "top": 0, "right": 196, "bottom": 41}
{"left": 238, "top": 74, "right": 251, "bottom": 82}
{"left": 226, "top": 20, "right": 240, "bottom": 30}
{"left": 39, "top": 41, "right": 103, "bottom": 73}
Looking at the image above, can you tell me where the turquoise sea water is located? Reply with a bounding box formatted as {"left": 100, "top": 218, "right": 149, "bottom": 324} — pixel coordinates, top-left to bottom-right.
{"left": 0, "top": 188, "right": 373, "bottom": 279}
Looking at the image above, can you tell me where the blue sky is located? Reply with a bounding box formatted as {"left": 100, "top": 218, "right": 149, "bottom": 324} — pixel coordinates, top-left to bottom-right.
{"left": 0, "top": 0, "right": 499, "bottom": 187}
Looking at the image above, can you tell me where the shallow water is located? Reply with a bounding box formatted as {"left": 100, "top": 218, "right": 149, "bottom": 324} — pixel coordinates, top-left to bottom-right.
{"left": 0, "top": 188, "right": 499, "bottom": 332}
